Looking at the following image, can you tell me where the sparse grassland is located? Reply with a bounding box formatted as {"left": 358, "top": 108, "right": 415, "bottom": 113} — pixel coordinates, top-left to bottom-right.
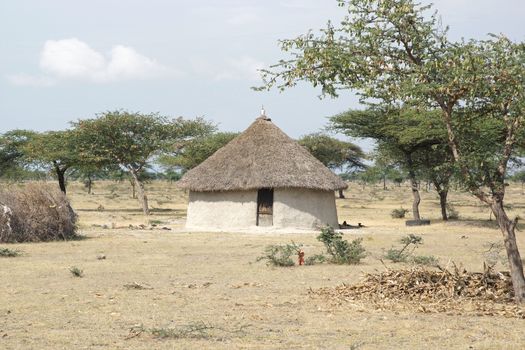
{"left": 1, "top": 180, "right": 524, "bottom": 349}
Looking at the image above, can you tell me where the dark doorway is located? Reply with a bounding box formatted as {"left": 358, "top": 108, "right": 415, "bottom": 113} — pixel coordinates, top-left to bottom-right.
{"left": 257, "top": 188, "right": 273, "bottom": 226}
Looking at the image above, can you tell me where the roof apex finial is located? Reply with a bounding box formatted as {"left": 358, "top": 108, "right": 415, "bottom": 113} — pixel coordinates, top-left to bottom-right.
{"left": 257, "top": 105, "right": 271, "bottom": 121}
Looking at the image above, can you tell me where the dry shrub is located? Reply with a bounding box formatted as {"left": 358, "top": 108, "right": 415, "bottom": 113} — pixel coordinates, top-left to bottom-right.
{"left": 0, "top": 183, "right": 78, "bottom": 243}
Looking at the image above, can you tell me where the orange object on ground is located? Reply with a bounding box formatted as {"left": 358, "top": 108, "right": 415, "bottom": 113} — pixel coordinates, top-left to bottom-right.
{"left": 298, "top": 250, "right": 305, "bottom": 265}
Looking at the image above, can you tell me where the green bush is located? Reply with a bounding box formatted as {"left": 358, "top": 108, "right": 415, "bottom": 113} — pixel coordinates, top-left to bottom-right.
{"left": 69, "top": 266, "right": 84, "bottom": 278}
{"left": 257, "top": 242, "right": 301, "bottom": 267}
{"left": 391, "top": 208, "right": 409, "bottom": 219}
{"left": 317, "top": 226, "right": 366, "bottom": 264}
{"left": 0, "top": 247, "right": 20, "bottom": 257}
{"left": 304, "top": 254, "right": 326, "bottom": 266}
{"left": 412, "top": 255, "right": 439, "bottom": 267}
{"left": 384, "top": 248, "right": 409, "bottom": 263}
{"left": 384, "top": 234, "right": 423, "bottom": 263}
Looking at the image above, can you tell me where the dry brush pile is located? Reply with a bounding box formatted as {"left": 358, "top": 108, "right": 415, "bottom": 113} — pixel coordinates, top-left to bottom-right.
{"left": 0, "top": 183, "right": 78, "bottom": 242}
{"left": 311, "top": 265, "right": 525, "bottom": 318}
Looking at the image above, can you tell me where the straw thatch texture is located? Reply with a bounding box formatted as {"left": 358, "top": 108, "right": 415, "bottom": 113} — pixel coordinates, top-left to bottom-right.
{"left": 178, "top": 116, "right": 348, "bottom": 192}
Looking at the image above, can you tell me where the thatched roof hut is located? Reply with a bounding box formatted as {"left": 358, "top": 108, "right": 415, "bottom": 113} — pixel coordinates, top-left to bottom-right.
{"left": 178, "top": 114, "right": 346, "bottom": 230}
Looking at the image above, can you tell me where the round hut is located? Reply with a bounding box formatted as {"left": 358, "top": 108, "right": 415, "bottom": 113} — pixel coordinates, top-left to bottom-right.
{"left": 177, "top": 112, "right": 347, "bottom": 230}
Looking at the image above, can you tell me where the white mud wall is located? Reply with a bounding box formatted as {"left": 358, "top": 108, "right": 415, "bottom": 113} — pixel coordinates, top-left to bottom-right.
{"left": 273, "top": 189, "right": 338, "bottom": 229}
{"left": 185, "top": 190, "right": 257, "bottom": 229}
{"left": 185, "top": 188, "right": 339, "bottom": 230}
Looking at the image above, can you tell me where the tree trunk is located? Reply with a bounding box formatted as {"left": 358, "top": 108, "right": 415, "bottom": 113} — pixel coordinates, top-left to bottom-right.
{"left": 129, "top": 178, "right": 137, "bottom": 199}
{"left": 409, "top": 176, "right": 421, "bottom": 220}
{"left": 383, "top": 175, "right": 387, "bottom": 190}
{"left": 130, "top": 170, "right": 149, "bottom": 215}
{"left": 438, "top": 189, "right": 448, "bottom": 221}
{"left": 338, "top": 189, "right": 345, "bottom": 199}
{"left": 491, "top": 199, "right": 525, "bottom": 303}
{"left": 54, "top": 164, "right": 67, "bottom": 194}
{"left": 406, "top": 155, "right": 421, "bottom": 220}
{"left": 86, "top": 177, "right": 93, "bottom": 195}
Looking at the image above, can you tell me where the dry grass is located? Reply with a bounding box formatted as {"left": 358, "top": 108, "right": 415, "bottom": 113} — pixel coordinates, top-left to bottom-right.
{"left": 1, "top": 180, "right": 525, "bottom": 349}
{"left": 0, "top": 183, "right": 77, "bottom": 242}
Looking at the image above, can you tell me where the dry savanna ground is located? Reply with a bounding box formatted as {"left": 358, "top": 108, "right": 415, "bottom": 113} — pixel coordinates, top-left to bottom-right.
{"left": 1, "top": 180, "right": 525, "bottom": 349}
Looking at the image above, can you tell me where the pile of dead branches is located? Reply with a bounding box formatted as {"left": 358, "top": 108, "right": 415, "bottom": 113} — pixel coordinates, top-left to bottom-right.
{"left": 311, "top": 265, "right": 525, "bottom": 318}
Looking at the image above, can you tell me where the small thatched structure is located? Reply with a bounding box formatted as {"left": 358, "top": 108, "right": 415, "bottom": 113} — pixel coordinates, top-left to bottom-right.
{"left": 178, "top": 113, "right": 347, "bottom": 230}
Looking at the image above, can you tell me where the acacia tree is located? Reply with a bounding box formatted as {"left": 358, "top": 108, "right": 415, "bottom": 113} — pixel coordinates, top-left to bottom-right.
{"left": 331, "top": 108, "right": 452, "bottom": 220}
{"left": 298, "top": 133, "right": 365, "bottom": 198}
{"left": 23, "top": 130, "right": 80, "bottom": 193}
{"left": 0, "top": 130, "right": 35, "bottom": 179}
{"left": 159, "top": 132, "right": 239, "bottom": 172}
{"left": 258, "top": 0, "right": 525, "bottom": 301}
{"left": 73, "top": 110, "right": 214, "bottom": 215}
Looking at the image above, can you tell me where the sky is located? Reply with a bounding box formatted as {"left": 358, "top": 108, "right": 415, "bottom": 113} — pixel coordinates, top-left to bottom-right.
{"left": 0, "top": 0, "right": 524, "bottom": 151}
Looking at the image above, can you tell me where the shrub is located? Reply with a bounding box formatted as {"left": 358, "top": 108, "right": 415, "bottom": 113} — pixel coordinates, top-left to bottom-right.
{"left": 304, "top": 254, "right": 326, "bottom": 266}
{"left": 391, "top": 208, "right": 409, "bottom": 218}
{"left": 0, "top": 247, "right": 20, "bottom": 257}
{"left": 0, "top": 183, "right": 78, "bottom": 243}
{"left": 412, "top": 255, "right": 439, "bottom": 267}
{"left": 257, "top": 242, "right": 302, "bottom": 267}
{"left": 69, "top": 266, "right": 84, "bottom": 277}
{"left": 384, "top": 248, "right": 409, "bottom": 263}
{"left": 384, "top": 234, "right": 423, "bottom": 263}
{"left": 317, "top": 226, "right": 366, "bottom": 264}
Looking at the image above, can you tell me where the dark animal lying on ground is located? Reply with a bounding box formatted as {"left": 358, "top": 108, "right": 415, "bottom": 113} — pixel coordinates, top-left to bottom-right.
{"left": 339, "top": 221, "right": 365, "bottom": 229}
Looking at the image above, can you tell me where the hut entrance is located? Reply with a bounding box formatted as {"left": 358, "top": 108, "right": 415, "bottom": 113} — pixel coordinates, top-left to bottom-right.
{"left": 257, "top": 188, "right": 273, "bottom": 226}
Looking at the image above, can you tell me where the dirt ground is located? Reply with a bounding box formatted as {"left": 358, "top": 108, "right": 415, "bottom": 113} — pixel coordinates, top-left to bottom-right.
{"left": 1, "top": 180, "right": 525, "bottom": 349}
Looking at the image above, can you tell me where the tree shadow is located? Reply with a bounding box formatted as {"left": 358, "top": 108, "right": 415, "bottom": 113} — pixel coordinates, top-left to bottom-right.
{"left": 75, "top": 208, "right": 184, "bottom": 214}
{"left": 444, "top": 218, "right": 518, "bottom": 230}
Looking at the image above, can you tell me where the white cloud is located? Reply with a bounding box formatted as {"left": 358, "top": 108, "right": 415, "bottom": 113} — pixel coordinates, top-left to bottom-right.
{"left": 40, "top": 38, "right": 107, "bottom": 81}
{"left": 9, "top": 38, "right": 179, "bottom": 86}
{"left": 214, "top": 56, "right": 265, "bottom": 81}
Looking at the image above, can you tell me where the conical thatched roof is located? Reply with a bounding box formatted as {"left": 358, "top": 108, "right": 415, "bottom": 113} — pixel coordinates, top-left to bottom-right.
{"left": 177, "top": 115, "right": 347, "bottom": 192}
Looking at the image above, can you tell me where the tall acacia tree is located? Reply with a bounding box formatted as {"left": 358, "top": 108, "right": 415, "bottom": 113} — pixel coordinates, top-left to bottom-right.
{"left": 331, "top": 108, "right": 452, "bottom": 220}
{"left": 298, "top": 132, "right": 365, "bottom": 198}
{"left": 23, "top": 130, "right": 81, "bottom": 193}
{"left": 73, "top": 110, "right": 214, "bottom": 215}
{"left": 159, "top": 132, "right": 239, "bottom": 172}
{"left": 258, "top": 0, "right": 525, "bottom": 301}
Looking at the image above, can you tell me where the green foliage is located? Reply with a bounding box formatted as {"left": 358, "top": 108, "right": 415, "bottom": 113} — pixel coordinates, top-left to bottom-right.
{"left": 390, "top": 208, "right": 409, "bottom": 219}
{"left": 257, "top": 242, "right": 302, "bottom": 267}
{"left": 0, "top": 247, "right": 21, "bottom": 257}
{"left": 159, "top": 132, "right": 238, "bottom": 171}
{"left": 257, "top": 0, "right": 525, "bottom": 299}
{"left": 298, "top": 133, "right": 365, "bottom": 171}
{"left": 511, "top": 170, "right": 525, "bottom": 191}
{"left": 150, "top": 322, "right": 213, "bottom": 340}
{"left": 412, "top": 255, "right": 439, "bottom": 267}
{"left": 24, "top": 130, "right": 79, "bottom": 167}
{"left": 304, "top": 254, "right": 326, "bottom": 266}
{"left": 73, "top": 110, "right": 214, "bottom": 213}
{"left": 129, "top": 321, "right": 249, "bottom": 341}
{"left": 73, "top": 110, "right": 214, "bottom": 170}
{"left": 384, "top": 234, "right": 423, "bottom": 263}
{"left": 0, "top": 130, "right": 36, "bottom": 179}
{"left": 316, "top": 226, "right": 366, "bottom": 264}
{"left": 69, "top": 266, "right": 84, "bottom": 278}
{"left": 384, "top": 248, "right": 409, "bottom": 263}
